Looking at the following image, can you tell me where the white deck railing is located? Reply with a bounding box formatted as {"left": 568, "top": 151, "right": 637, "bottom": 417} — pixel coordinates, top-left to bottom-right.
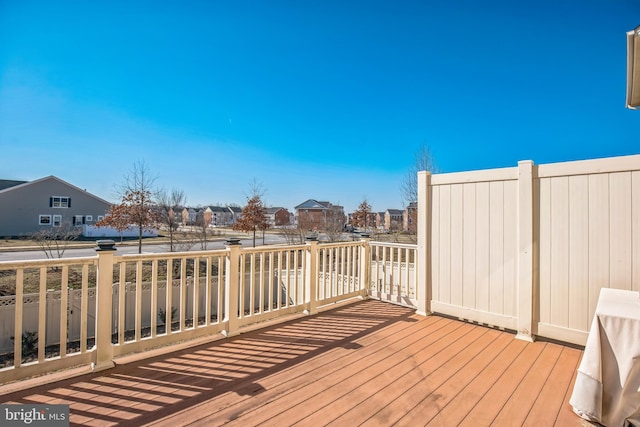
{"left": 370, "top": 242, "right": 417, "bottom": 307}
{"left": 0, "top": 237, "right": 410, "bottom": 383}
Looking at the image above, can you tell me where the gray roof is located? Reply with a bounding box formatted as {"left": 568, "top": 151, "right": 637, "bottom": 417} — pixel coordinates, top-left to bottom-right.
{"left": 0, "top": 176, "right": 112, "bottom": 205}
{"left": 266, "top": 207, "right": 286, "bottom": 214}
{"left": 208, "top": 206, "right": 229, "bottom": 213}
{"left": 0, "top": 180, "right": 27, "bottom": 191}
{"left": 295, "top": 199, "right": 329, "bottom": 210}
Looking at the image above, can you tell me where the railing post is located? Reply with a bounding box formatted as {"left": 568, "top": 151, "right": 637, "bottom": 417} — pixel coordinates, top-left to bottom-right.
{"left": 417, "top": 171, "right": 432, "bottom": 316}
{"left": 223, "top": 238, "right": 241, "bottom": 337}
{"left": 304, "top": 236, "right": 319, "bottom": 315}
{"left": 516, "top": 160, "right": 536, "bottom": 342}
{"left": 94, "top": 239, "right": 116, "bottom": 372}
{"left": 359, "top": 234, "right": 371, "bottom": 300}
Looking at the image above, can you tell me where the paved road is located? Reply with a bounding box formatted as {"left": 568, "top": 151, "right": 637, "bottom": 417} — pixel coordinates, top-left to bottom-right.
{"left": 0, "top": 235, "right": 289, "bottom": 262}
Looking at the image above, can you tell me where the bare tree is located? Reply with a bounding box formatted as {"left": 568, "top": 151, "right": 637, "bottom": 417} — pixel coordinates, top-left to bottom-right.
{"left": 173, "top": 231, "right": 197, "bottom": 252}
{"left": 278, "top": 225, "right": 306, "bottom": 245}
{"left": 157, "top": 188, "right": 186, "bottom": 252}
{"left": 28, "top": 222, "right": 81, "bottom": 260}
{"left": 116, "top": 160, "right": 158, "bottom": 200}
{"left": 245, "top": 178, "right": 266, "bottom": 200}
{"left": 97, "top": 160, "right": 160, "bottom": 253}
{"left": 323, "top": 207, "right": 347, "bottom": 242}
{"left": 196, "top": 208, "right": 212, "bottom": 250}
{"left": 400, "top": 143, "right": 438, "bottom": 207}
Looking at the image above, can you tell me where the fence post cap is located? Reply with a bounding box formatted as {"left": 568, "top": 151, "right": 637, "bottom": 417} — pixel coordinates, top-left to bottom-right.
{"left": 95, "top": 239, "right": 117, "bottom": 251}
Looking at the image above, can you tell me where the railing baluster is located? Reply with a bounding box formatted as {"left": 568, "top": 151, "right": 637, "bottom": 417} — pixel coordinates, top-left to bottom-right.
{"left": 249, "top": 253, "right": 255, "bottom": 316}
{"left": 193, "top": 256, "right": 199, "bottom": 327}
{"left": 205, "top": 257, "right": 212, "bottom": 326}
{"left": 166, "top": 259, "right": 173, "bottom": 335}
{"left": 285, "top": 250, "right": 290, "bottom": 308}
{"left": 293, "top": 249, "right": 299, "bottom": 306}
{"left": 258, "top": 253, "right": 265, "bottom": 314}
{"left": 268, "top": 252, "right": 274, "bottom": 312}
{"left": 60, "top": 265, "right": 68, "bottom": 358}
{"left": 382, "top": 246, "right": 388, "bottom": 295}
{"left": 403, "top": 248, "right": 407, "bottom": 296}
{"left": 151, "top": 259, "right": 158, "bottom": 338}
{"left": 135, "top": 261, "right": 143, "bottom": 341}
{"left": 38, "top": 267, "right": 46, "bottom": 363}
{"left": 217, "top": 255, "right": 224, "bottom": 323}
{"left": 14, "top": 268, "right": 24, "bottom": 368}
{"left": 180, "top": 257, "right": 187, "bottom": 331}
{"left": 346, "top": 245, "right": 352, "bottom": 293}
{"left": 81, "top": 263, "right": 89, "bottom": 353}
{"left": 239, "top": 253, "right": 246, "bottom": 318}
{"left": 118, "top": 262, "right": 126, "bottom": 344}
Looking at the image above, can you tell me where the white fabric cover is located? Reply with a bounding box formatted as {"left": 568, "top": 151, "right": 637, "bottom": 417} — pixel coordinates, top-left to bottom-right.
{"left": 570, "top": 288, "right": 640, "bottom": 426}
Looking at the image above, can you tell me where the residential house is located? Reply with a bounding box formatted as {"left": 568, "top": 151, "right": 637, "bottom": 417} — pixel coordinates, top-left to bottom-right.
{"left": 265, "top": 207, "right": 290, "bottom": 227}
{"left": 228, "top": 206, "right": 242, "bottom": 225}
{"left": 191, "top": 206, "right": 235, "bottom": 227}
{"left": 403, "top": 201, "right": 417, "bottom": 233}
{"left": 209, "top": 206, "right": 234, "bottom": 226}
{"left": 384, "top": 209, "right": 404, "bottom": 231}
{"left": 375, "top": 212, "right": 385, "bottom": 229}
{"left": 0, "top": 176, "right": 112, "bottom": 238}
{"left": 295, "top": 199, "right": 345, "bottom": 230}
{"left": 181, "top": 208, "right": 198, "bottom": 225}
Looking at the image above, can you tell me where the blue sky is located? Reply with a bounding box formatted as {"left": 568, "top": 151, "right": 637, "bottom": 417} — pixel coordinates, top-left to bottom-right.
{"left": 1, "top": 1, "right": 638, "bottom": 213}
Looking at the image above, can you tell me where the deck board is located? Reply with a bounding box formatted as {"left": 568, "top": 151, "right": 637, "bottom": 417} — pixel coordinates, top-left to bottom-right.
{"left": 0, "top": 300, "right": 585, "bottom": 426}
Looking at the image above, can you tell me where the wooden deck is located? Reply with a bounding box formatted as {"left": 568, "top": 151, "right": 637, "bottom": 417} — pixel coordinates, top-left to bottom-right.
{"left": 0, "top": 300, "right": 587, "bottom": 426}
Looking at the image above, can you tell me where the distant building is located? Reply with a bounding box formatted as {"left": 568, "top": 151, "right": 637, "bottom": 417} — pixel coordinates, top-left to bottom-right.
{"left": 375, "top": 212, "right": 385, "bottom": 229}
{"left": 182, "top": 207, "right": 198, "bottom": 225}
{"left": 0, "top": 176, "right": 112, "bottom": 238}
{"left": 404, "top": 202, "right": 417, "bottom": 233}
{"left": 228, "top": 206, "right": 243, "bottom": 225}
{"left": 385, "top": 209, "right": 404, "bottom": 231}
{"left": 295, "top": 199, "right": 345, "bottom": 230}
{"left": 210, "top": 206, "right": 234, "bottom": 226}
{"left": 265, "top": 207, "right": 290, "bottom": 227}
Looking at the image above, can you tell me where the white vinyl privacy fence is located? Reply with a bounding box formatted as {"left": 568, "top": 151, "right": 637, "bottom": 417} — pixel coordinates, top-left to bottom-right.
{"left": 418, "top": 154, "right": 640, "bottom": 345}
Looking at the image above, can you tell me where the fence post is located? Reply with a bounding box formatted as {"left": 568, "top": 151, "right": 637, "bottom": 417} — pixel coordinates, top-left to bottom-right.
{"left": 93, "top": 240, "right": 116, "bottom": 372}
{"left": 417, "top": 171, "right": 432, "bottom": 316}
{"left": 516, "top": 160, "right": 535, "bottom": 342}
{"left": 304, "top": 236, "right": 319, "bottom": 315}
{"left": 359, "top": 234, "right": 371, "bottom": 300}
{"left": 223, "top": 238, "right": 241, "bottom": 337}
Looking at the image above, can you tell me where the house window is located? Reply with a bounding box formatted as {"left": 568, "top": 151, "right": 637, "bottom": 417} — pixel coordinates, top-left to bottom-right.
{"left": 50, "top": 196, "right": 71, "bottom": 208}
{"left": 53, "top": 215, "right": 62, "bottom": 226}
{"left": 85, "top": 215, "right": 93, "bottom": 222}
{"left": 74, "top": 215, "right": 84, "bottom": 226}
{"left": 39, "top": 215, "right": 52, "bottom": 225}
{"left": 97, "top": 215, "right": 104, "bottom": 221}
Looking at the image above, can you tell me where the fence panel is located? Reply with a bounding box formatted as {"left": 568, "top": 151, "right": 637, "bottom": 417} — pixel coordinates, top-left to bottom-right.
{"left": 428, "top": 168, "right": 519, "bottom": 330}
{"left": 537, "top": 159, "right": 640, "bottom": 344}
